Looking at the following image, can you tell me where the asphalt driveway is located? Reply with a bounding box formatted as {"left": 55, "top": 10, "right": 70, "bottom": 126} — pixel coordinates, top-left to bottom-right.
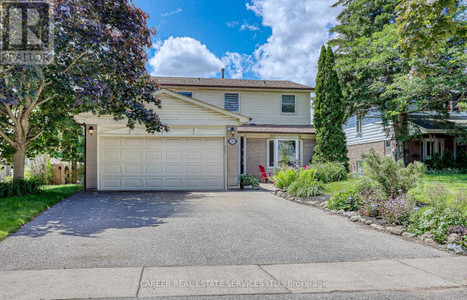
{"left": 0, "top": 190, "right": 447, "bottom": 270}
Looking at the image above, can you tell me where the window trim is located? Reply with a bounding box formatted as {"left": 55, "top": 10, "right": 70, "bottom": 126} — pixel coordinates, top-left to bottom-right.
{"left": 177, "top": 91, "right": 194, "bottom": 98}
{"left": 223, "top": 92, "right": 240, "bottom": 113}
{"left": 385, "top": 141, "right": 392, "bottom": 157}
{"left": 267, "top": 139, "right": 302, "bottom": 168}
{"left": 281, "top": 94, "right": 297, "bottom": 114}
{"left": 356, "top": 116, "right": 362, "bottom": 135}
{"left": 421, "top": 138, "right": 445, "bottom": 160}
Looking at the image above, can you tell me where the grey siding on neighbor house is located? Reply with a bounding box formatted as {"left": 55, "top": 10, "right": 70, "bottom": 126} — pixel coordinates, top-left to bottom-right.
{"left": 344, "top": 114, "right": 393, "bottom": 146}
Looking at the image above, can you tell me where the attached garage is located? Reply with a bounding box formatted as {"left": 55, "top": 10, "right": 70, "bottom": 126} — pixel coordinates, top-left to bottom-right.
{"left": 76, "top": 89, "right": 250, "bottom": 191}
{"left": 99, "top": 137, "right": 225, "bottom": 191}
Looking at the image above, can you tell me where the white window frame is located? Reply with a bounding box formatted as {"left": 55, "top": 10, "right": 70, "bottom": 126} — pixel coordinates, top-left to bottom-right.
{"left": 385, "top": 141, "right": 392, "bottom": 156}
{"left": 281, "top": 94, "right": 297, "bottom": 114}
{"left": 224, "top": 92, "right": 240, "bottom": 113}
{"left": 356, "top": 116, "right": 362, "bottom": 135}
{"left": 267, "top": 139, "right": 302, "bottom": 168}
{"left": 422, "top": 137, "right": 445, "bottom": 160}
{"left": 177, "top": 91, "right": 194, "bottom": 98}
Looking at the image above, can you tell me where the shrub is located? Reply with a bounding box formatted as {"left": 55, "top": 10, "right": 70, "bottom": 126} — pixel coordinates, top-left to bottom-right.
{"left": 287, "top": 174, "right": 325, "bottom": 198}
{"left": 457, "top": 149, "right": 467, "bottom": 170}
{"left": 442, "top": 149, "right": 456, "bottom": 169}
{"left": 272, "top": 168, "right": 299, "bottom": 190}
{"left": 357, "top": 182, "right": 386, "bottom": 217}
{"left": 361, "top": 149, "right": 424, "bottom": 197}
{"left": 328, "top": 188, "right": 361, "bottom": 211}
{"left": 425, "top": 152, "right": 443, "bottom": 170}
{"left": 448, "top": 225, "right": 467, "bottom": 237}
{"left": 310, "top": 162, "right": 348, "bottom": 183}
{"left": 408, "top": 184, "right": 467, "bottom": 243}
{"left": 240, "top": 174, "right": 259, "bottom": 189}
{"left": 0, "top": 178, "right": 43, "bottom": 198}
{"left": 425, "top": 168, "right": 461, "bottom": 175}
{"left": 381, "top": 196, "right": 414, "bottom": 225}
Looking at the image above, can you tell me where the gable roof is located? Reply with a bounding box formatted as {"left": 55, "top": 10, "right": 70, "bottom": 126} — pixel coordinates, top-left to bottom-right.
{"left": 155, "top": 89, "right": 251, "bottom": 123}
{"left": 154, "top": 76, "right": 314, "bottom": 91}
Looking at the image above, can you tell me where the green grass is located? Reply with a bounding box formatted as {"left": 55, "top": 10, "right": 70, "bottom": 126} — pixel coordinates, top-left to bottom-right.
{"left": 0, "top": 185, "right": 82, "bottom": 241}
{"left": 324, "top": 174, "right": 467, "bottom": 199}
{"left": 325, "top": 178, "right": 362, "bottom": 195}
{"left": 422, "top": 174, "right": 467, "bottom": 194}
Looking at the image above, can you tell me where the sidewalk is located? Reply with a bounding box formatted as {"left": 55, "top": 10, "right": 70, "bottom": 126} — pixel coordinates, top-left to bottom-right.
{"left": 1, "top": 256, "right": 466, "bottom": 299}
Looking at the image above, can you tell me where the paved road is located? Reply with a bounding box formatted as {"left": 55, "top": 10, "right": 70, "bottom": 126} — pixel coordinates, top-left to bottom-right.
{"left": 0, "top": 190, "right": 447, "bottom": 270}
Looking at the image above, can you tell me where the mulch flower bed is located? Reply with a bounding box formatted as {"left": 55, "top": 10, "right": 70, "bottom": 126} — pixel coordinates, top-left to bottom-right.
{"left": 273, "top": 189, "right": 467, "bottom": 256}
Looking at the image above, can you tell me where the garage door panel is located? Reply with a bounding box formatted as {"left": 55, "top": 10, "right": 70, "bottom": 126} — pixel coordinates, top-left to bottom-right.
{"left": 100, "top": 137, "right": 225, "bottom": 191}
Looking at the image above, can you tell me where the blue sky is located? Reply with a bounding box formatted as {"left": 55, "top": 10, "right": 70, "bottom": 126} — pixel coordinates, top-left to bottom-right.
{"left": 134, "top": 0, "right": 341, "bottom": 86}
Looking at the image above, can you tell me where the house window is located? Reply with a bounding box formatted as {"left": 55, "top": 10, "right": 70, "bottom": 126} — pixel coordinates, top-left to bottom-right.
{"left": 356, "top": 116, "right": 362, "bottom": 135}
{"left": 268, "top": 139, "right": 302, "bottom": 168}
{"left": 178, "top": 91, "right": 193, "bottom": 98}
{"left": 357, "top": 161, "right": 364, "bottom": 174}
{"left": 422, "top": 138, "right": 444, "bottom": 160}
{"left": 281, "top": 95, "right": 296, "bottom": 114}
{"left": 224, "top": 93, "right": 239, "bottom": 112}
{"left": 385, "top": 141, "right": 392, "bottom": 156}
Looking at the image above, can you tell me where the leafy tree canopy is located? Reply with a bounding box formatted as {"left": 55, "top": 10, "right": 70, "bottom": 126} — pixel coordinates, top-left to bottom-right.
{"left": 0, "top": 0, "right": 167, "bottom": 179}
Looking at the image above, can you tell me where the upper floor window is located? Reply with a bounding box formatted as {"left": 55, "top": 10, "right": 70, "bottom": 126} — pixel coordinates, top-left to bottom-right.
{"left": 356, "top": 116, "right": 362, "bottom": 135}
{"left": 281, "top": 95, "right": 296, "bottom": 114}
{"left": 224, "top": 93, "right": 239, "bottom": 112}
{"left": 178, "top": 91, "right": 193, "bottom": 98}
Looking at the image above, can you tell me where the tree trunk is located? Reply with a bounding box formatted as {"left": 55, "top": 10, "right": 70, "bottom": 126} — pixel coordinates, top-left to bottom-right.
{"left": 13, "top": 147, "right": 26, "bottom": 180}
{"left": 72, "top": 161, "right": 78, "bottom": 184}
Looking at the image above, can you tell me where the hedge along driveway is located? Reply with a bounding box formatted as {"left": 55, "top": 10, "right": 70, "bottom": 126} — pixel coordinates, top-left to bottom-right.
{"left": 0, "top": 185, "right": 83, "bottom": 240}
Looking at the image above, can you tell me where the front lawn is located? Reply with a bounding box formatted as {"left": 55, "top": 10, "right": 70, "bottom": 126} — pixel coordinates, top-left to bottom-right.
{"left": 325, "top": 174, "right": 467, "bottom": 199}
{"left": 0, "top": 185, "right": 82, "bottom": 241}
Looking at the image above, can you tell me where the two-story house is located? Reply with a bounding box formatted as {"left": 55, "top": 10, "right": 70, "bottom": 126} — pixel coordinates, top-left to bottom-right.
{"left": 344, "top": 103, "right": 467, "bottom": 173}
{"left": 76, "top": 76, "right": 315, "bottom": 191}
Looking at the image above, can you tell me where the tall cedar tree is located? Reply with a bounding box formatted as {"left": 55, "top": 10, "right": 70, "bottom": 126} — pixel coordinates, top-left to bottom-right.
{"left": 313, "top": 46, "right": 349, "bottom": 170}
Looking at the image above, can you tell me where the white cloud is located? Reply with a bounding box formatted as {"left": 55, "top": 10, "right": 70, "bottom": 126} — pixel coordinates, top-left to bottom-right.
{"left": 226, "top": 21, "right": 239, "bottom": 28}
{"left": 240, "top": 22, "right": 260, "bottom": 31}
{"left": 247, "top": 0, "right": 341, "bottom": 85}
{"left": 149, "top": 37, "right": 224, "bottom": 77}
{"left": 221, "top": 52, "right": 253, "bottom": 79}
{"left": 161, "top": 8, "right": 182, "bottom": 17}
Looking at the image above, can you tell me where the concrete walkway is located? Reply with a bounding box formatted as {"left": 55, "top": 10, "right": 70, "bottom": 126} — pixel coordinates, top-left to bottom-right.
{"left": 1, "top": 256, "right": 466, "bottom": 299}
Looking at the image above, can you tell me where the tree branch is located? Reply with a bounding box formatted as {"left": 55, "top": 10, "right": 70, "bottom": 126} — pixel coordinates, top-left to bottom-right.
{"left": 63, "top": 51, "right": 89, "bottom": 75}
{"left": 28, "top": 129, "right": 44, "bottom": 142}
{"left": 3, "top": 103, "right": 18, "bottom": 126}
{"left": 0, "top": 130, "right": 16, "bottom": 148}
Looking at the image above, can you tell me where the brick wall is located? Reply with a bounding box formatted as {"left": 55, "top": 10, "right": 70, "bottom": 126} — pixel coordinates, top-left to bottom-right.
{"left": 85, "top": 124, "right": 98, "bottom": 190}
{"left": 246, "top": 138, "right": 267, "bottom": 180}
{"left": 347, "top": 141, "right": 386, "bottom": 173}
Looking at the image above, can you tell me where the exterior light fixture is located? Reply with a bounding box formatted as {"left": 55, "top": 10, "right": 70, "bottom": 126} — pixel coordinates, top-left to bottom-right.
{"left": 370, "top": 203, "right": 378, "bottom": 217}
{"left": 227, "top": 127, "right": 235, "bottom": 137}
{"left": 89, "top": 126, "right": 94, "bottom": 136}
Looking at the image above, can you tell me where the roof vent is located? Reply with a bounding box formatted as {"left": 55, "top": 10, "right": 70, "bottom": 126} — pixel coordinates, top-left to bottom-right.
{"left": 263, "top": 81, "right": 267, "bottom": 85}
{"left": 198, "top": 78, "right": 201, "bottom": 82}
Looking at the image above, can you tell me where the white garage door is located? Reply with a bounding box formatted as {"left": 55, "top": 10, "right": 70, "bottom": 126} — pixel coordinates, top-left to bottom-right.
{"left": 99, "top": 137, "right": 225, "bottom": 191}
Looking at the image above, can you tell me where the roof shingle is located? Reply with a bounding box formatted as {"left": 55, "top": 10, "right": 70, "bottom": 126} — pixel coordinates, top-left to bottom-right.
{"left": 154, "top": 76, "right": 314, "bottom": 91}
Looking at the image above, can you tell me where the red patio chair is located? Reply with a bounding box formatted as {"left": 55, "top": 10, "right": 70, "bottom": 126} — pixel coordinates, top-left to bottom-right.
{"left": 258, "top": 165, "right": 273, "bottom": 183}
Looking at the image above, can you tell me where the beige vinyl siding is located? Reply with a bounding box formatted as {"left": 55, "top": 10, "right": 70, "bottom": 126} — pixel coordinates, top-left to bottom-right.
{"left": 147, "top": 94, "right": 240, "bottom": 125}
{"left": 175, "top": 89, "right": 311, "bottom": 125}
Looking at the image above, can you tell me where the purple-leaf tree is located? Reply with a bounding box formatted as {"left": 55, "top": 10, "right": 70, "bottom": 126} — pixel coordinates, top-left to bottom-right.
{"left": 0, "top": 0, "right": 167, "bottom": 179}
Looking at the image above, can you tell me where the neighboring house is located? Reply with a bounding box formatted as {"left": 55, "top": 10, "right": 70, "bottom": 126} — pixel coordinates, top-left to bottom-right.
{"left": 344, "top": 103, "right": 467, "bottom": 173}
{"left": 76, "top": 77, "right": 315, "bottom": 191}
